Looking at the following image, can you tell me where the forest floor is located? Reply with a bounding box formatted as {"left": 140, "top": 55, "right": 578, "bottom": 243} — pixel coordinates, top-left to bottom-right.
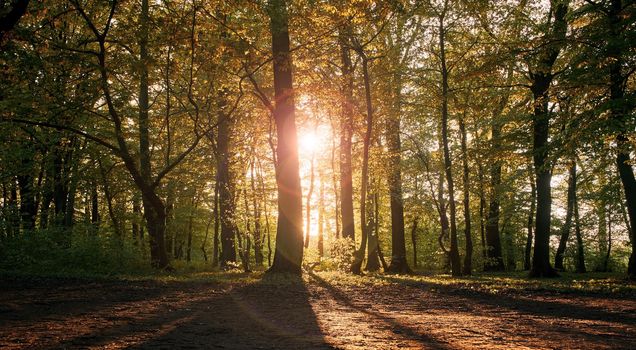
{"left": 1, "top": 270, "right": 635, "bottom": 350}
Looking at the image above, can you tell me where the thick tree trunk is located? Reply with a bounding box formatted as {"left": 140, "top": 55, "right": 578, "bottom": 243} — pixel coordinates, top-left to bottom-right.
{"left": 385, "top": 73, "right": 410, "bottom": 275}
{"left": 529, "top": 1, "right": 568, "bottom": 278}
{"left": 138, "top": 0, "right": 169, "bottom": 269}
{"left": 530, "top": 85, "right": 558, "bottom": 277}
{"left": 606, "top": 0, "right": 636, "bottom": 279}
{"left": 217, "top": 105, "right": 237, "bottom": 268}
{"left": 338, "top": 26, "right": 355, "bottom": 242}
{"left": 267, "top": 0, "right": 304, "bottom": 274}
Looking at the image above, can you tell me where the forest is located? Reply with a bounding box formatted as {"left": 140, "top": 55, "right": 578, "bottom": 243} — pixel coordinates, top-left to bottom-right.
{"left": 1, "top": 0, "right": 635, "bottom": 349}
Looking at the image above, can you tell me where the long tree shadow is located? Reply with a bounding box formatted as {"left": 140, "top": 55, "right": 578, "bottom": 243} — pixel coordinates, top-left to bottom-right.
{"left": 14, "top": 273, "right": 331, "bottom": 350}
{"left": 306, "top": 271, "right": 453, "bottom": 350}
{"left": 376, "top": 275, "right": 636, "bottom": 325}
{"left": 0, "top": 277, "right": 172, "bottom": 326}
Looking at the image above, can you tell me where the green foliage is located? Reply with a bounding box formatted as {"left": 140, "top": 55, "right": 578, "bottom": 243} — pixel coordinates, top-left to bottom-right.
{"left": 0, "top": 225, "right": 150, "bottom": 276}
{"left": 317, "top": 237, "right": 355, "bottom": 272}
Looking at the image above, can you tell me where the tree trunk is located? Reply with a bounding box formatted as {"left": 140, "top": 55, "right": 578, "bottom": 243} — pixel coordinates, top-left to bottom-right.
{"left": 318, "top": 172, "right": 325, "bottom": 258}
{"left": 132, "top": 193, "right": 141, "bottom": 243}
{"left": 385, "top": 69, "right": 410, "bottom": 275}
{"left": 304, "top": 155, "right": 314, "bottom": 248}
{"left": 524, "top": 179, "right": 535, "bottom": 270}
{"left": 330, "top": 125, "right": 340, "bottom": 239}
{"left": 351, "top": 56, "right": 374, "bottom": 275}
{"left": 365, "top": 190, "right": 381, "bottom": 272}
{"left": 477, "top": 163, "right": 487, "bottom": 265}
{"left": 338, "top": 26, "right": 355, "bottom": 242}
{"left": 250, "top": 158, "right": 264, "bottom": 266}
{"left": 186, "top": 199, "right": 196, "bottom": 263}
{"left": 484, "top": 127, "right": 506, "bottom": 271}
{"left": 604, "top": 210, "right": 612, "bottom": 272}
{"left": 555, "top": 161, "right": 576, "bottom": 270}
{"left": 439, "top": 17, "right": 461, "bottom": 276}
{"left": 573, "top": 173, "right": 586, "bottom": 273}
{"left": 217, "top": 104, "right": 237, "bottom": 268}
{"left": 460, "top": 118, "right": 472, "bottom": 275}
{"left": 410, "top": 217, "right": 418, "bottom": 269}
{"left": 135, "top": 0, "right": 169, "bottom": 269}
{"left": 606, "top": 0, "right": 636, "bottom": 279}
{"left": 267, "top": 0, "right": 304, "bottom": 274}
{"left": 17, "top": 155, "right": 36, "bottom": 232}
{"left": 212, "top": 179, "right": 220, "bottom": 267}
{"left": 529, "top": 1, "right": 568, "bottom": 278}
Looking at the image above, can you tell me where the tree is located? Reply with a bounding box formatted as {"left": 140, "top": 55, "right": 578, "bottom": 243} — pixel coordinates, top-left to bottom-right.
{"left": 529, "top": 0, "right": 569, "bottom": 278}
{"left": 267, "top": 0, "right": 304, "bottom": 274}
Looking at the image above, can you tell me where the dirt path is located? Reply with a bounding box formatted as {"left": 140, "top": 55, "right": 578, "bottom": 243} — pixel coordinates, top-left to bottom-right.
{"left": 1, "top": 272, "right": 634, "bottom": 349}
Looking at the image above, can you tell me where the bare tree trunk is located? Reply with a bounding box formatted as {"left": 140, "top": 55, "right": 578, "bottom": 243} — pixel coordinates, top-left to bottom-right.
{"left": 138, "top": 0, "right": 169, "bottom": 268}
{"left": 250, "top": 158, "right": 264, "bottom": 266}
{"left": 524, "top": 179, "right": 535, "bottom": 270}
{"left": 318, "top": 171, "right": 325, "bottom": 258}
{"left": 305, "top": 155, "right": 315, "bottom": 248}
{"left": 351, "top": 55, "right": 374, "bottom": 275}
{"left": 460, "top": 118, "right": 472, "bottom": 275}
{"left": 338, "top": 26, "right": 355, "bottom": 242}
{"left": 477, "top": 163, "right": 487, "bottom": 266}
{"left": 385, "top": 74, "right": 410, "bottom": 274}
{"left": 529, "top": 1, "right": 568, "bottom": 278}
{"left": 217, "top": 99, "right": 237, "bottom": 268}
{"left": 212, "top": 180, "right": 220, "bottom": 267}
{"left": 571, "top": 163, "right": 586, "bottom": 273}
{"left": 606, "top": 0, "right": 636, "bottom": 279}
{"left": 267, "top": 0, "right": 304, "bottom": 274}
{"left": 604, "top": 210, "right": 612, "bottom": 271}
{"left": 410, "top": 217, "right": 419, "bottom": 269}
{"left": 555, "top": 161, "right": 576, "bottom": 270}
{"left": 439, "top": 16, "right": 461, "bottom": 276}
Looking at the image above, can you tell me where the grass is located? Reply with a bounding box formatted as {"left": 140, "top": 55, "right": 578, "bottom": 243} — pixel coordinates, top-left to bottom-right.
{"left": 2, "top": 263, "right": 634, "bottom": 296}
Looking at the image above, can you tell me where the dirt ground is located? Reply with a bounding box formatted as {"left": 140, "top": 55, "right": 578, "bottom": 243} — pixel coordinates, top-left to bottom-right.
{"left": 1, "top": 271, "right": 635, "bottom": 350}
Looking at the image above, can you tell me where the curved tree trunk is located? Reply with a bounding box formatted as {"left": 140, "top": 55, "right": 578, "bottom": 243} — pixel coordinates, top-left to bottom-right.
{"left": 438, "top": 17, "right": 461, "bottom": 276}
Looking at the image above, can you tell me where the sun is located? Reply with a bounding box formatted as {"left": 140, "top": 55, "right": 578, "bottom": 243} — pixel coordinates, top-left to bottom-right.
{"left": 299, "top": 130, "right": 320, "bottom": 156}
